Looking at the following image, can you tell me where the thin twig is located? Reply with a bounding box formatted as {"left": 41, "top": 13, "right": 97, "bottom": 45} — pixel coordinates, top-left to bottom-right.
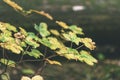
{"left": 76, "top": 44, "right": 84, "bottom": 50}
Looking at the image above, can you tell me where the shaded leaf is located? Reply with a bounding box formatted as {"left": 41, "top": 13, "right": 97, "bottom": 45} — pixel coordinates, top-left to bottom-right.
{"left": 22, "top": 69, "right": 35, "bottom": 75}
{"left": 1, "top": 73, "right": 10, "bottom": 80}
{"left": 27, "top": 49, "right": 43, "bottom": 58}
{"left": 0, "top": 58, "right": 16, "bottom": 67}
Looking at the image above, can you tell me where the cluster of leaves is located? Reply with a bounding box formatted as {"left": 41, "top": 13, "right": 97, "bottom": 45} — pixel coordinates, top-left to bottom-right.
{"left": 0, "top": 0, "right": 97, "bottom": 80}
{"left": 0, "top": 21, "right": 97, "bottom": 66}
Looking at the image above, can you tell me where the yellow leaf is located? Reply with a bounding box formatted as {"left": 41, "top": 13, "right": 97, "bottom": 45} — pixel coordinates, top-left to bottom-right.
{"left": 46, "top": 59, "right": 62, "bottom": 66}
{"left": 31, "top": 10, "right": 53, "bottom": 20}
{"left": 56, "top": 21, "right": 69, "bottom": 29}
{"left": 50, "top": 29, "right": 60, "bottom": 36}
{"left": 80, "top": 38, "right": 96, "bottom": 50}
{"left": 3, "top": 0, "right": 23, "bottom": 11}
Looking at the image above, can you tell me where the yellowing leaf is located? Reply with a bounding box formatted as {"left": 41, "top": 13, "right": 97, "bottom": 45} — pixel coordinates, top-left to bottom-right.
{"left": 31, "top": 10, "right": 53, "bottom": 20}
{"left": 56, "top": 21, "right": 69, "bottom": 29}
{"left": 50, "top": 29, "right": 60, "bottom": 36}
{"left": 62, "top": 32, "right": 80, "bottom": 45}
{"left": 48, "top": 37, "right": 63, "bottom": 50}
{"left": 46, "top": 59, "right": 62, "bottom": 66}
{"left": 80, "top": 38, "right": 96, "bottom": 50}
{"left": 3, "top": 0, "right": 23, "bottom": 12}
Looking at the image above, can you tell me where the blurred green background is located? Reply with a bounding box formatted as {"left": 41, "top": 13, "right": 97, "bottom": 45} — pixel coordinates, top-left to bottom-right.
{"left": 0, "top": 0, "right": 120, "bottom": 80}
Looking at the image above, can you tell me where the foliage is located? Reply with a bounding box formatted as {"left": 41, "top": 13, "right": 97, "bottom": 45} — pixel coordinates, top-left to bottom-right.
{"left": 0, "top": 0, "right": 97, "bottom": 80}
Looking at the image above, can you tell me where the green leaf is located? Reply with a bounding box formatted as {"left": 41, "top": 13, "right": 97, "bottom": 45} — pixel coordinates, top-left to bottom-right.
{"left": 79, "top": 50, "right": 97, "bottom": 66}
{"left": 25, "top": 32, "right": 40, "bottom": 48}
{"left": 19, "top": 27, "right": 28, "bottom": 36}
{"left": 5, "top": 23, "right": 17, "bottom": 32}
{"left": 69, "top": 25, "right": 84, "bottom": 35}
{"left": 39, "top": 38, "right": 51, "bottom": 48}
{"left": 62, "top": 32, "right": 80, "bottom": 45}
{"left": 1, "top": 73, "right": 10, "bottom": 80}
{"left": 27, "top": 49, "right": 43, "bottom": 58}
{"left": 0, "top": 58, "right": 16, "bottom": 67}
{"left": 34, "top": 22, "right": 50, "bottom": 37}
{"left": 48, "top": 37, "right": 63, "bottom": 50}
{"left": 22, "top": 69, "right": 35, "bottom": 75}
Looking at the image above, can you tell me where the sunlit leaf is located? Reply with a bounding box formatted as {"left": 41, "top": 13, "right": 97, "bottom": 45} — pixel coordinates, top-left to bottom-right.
{"left": 39, "top": 38, "right": 51, "bottom": 48}
{"left": 31, "top": 10, "right": 53, "bottom": 20}
{"left": 3, "top": 0, "right": 23, "bottom": 12}
{"left": 0, "top": 42, "right": 23, "bottom": 54}
{"left": 0, "top": 58, "right": 16, "bottom": 67}
{"left": 69, "top": 25, "right": 84, "bottom": 35}
{"left": 46, "top": 59, "right": 62, "bottom": 66}
{"left": 34, "top": 23, "right": 50, "bottom": 37}
{"left": 79, "top": 50, "right": 97, "bottom": 66}
{"left": 27, "top": 49, "right": 43, "bottom": 58}
{"left": 50, "top": 29, "right": 60, "bottom": 36}
{"left": 25, "top": 32, "right": 40, "bottom": 48}
{"left": 19, "top": 27, "right": 28, "bottom": 36}
{"left": 48, "top": 37, "right": 63, "bottom": 50}
{"left": 80, "top": 38, "right": 96, "bottom": 50}
{"left": 22, "top": 69, "right": 35, "bottom": 75}
{"left": 56, "top": 21, "right": 69, "bottom": 29}
{"left": 62, "top": 32, "right": 80, "bottom": 45}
